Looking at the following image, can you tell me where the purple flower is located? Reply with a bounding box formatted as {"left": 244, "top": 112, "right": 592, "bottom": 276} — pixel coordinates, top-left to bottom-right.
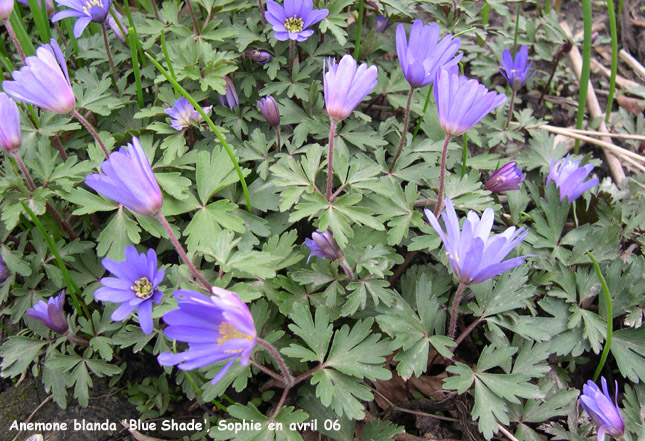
{"left": 217, "top": 76, "right": 238, "bottom": 110}
{"left": 0, "top": 93, "right": 22, "bottom": 153}
{"left": 396, "top": 20, "right": 462, "bottom": 89}
{"left": 0, "top": 256, "right": 8, "bottom": 283}
{"left": 546, "top": 155, "right": 598, "bottom": 202}
{"left": 164, "top": 97, "right": 212, "bottom": 131}
{"left": 374, "top": 15, "right": 389, "bottom": 33}
{"left": 106, "top": 9, "right": 128, "bottom": 43}
{"left": 244, "top": 49, "right": 272, "bottom": 65}
{"left": 265, "top": 0, "right": 328, "bottom": 42}
{"left": 257, "top": 95, "right": 280, "bottom": 127}
{"left": 51, "top": 0, "right": 112, "bottom": 38}
{"left": 484, "top": 162, "right": 524, "bottom": 193}
{"left": 305, "top": 229, "right": 343, "bottom": 263}
{"left": 95, "top": 246, "right": 164, "bottom": 335}
{"left": 26, "top": 291, "right": 68, "bottom": 334}
{"left": 1, "top": 0, "right": 15, "bottom": 20}
{"left": 2, "top": 39, "right": 75, "bottom": 114}
{"left": 85, "top": 137, "right": 163, "bottom": 216}
{"left": 323, "top": 54, "right": 378, "bottom": 121}
{"left": 499, "top": 45, "right": 535, "bottom": 91}
{"left": 425, "top": 198, "right": 531, "bottom": 285}
{"left": 157, "top": 287, "right": 257, "bottom": 385}
{"left": 434, "top": 68, "right": 506, "bottom": 136}
{"left": 580, "top": 377, "right": 625, "bottom": 441}
{"left": 17, "top": 0, "right": 56, "bottom": 15}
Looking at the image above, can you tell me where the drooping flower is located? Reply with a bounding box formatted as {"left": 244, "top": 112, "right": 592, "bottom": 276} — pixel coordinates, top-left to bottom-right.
{"left": 2, "top": 39, "right": 75, "bottom": 114}
{"left": 396, "top": 20, "right": 462, "bottom": 89}
{"left": 1, "top": 0, "right": 14, "bottom": 19}
{"left": 499, "top": 45, "right": 535, "bottom": 91}
{"left": 26, "top": 291, "right": 69, "bottom": 334}
{"left": 106, "top": 9, "right": 128, "bottom": 43}
{"left": 425, "top": 198, "right": 531, "bottom": 285}
{"left": 580, "top": 377, "right": 625, "bottom": 441}
{"left": 51, "top": 0, "right": 112, "bottom": 38}
{"left": 305, "top": 229, "right": 344, "bottom": 263}
{"left": 484, "top": 161, "right": 524, "bottom": 193}
{"left": 374, "top": 15, "right": 389, "bottom": 33}
{"left": 85, "top": 137, "right": 163, "bottom": 217}
{"left": 0, "top": 92, "right": 22, "bottom": 153}
{"left": 217, "top": 76, "right": 239, "bottom": 110}
{"left": 265, "top": 0, "right": 328, "bottom": 42}
{"left": 257, "top": 95, "right": 280, "bottom": 128}
{"left": 323, "top": 54, "right": 378, "bottom": 121}
{"left": 546, "top": 155, "right": 599, "bottom": 203}
{"left": 244, "top": 49, "right": 272, "bottom": 65}
{"left": 95, "top": 246, "right": 164, "bottom": 334}
{"left": 164, "top": 97, "right": 212, "bottom": 131}
{"left": 157, "top": 287, "right": 257, "bottom": 385}
{"left": 434, "top": 68, "right": 506, "bottom": 137}
{"left": 17, "top": 0, "right": 56, "bottom": 15}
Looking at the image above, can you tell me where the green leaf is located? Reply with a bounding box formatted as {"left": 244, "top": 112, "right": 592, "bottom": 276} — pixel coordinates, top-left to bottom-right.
{"left": 284, "top": 303, "right": 332, "bottom": 362}
{"left": 96, "top": 208, "right": 141, "bottom": 258}
{"left": 612, "top": 327, "right": 645, "bottom": 383}
{"left": 311, "top": 368, "right": 372, "bottom": 420}
{"left": 0, "top": 337, "right": 47, "bottom": 378}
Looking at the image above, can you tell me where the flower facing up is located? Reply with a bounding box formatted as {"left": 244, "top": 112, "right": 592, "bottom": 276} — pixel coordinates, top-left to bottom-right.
{"left": 425, "top": 198, "right": 531, "bottom": 285}
{"left": 305, "top": 229, "right": 344, "bottom": 263}
{"left": 580, "top": 377, "right": 625, "bottom": 441}
{"left": 265, "top": 0, "right": 328, "bottom": 41}
{"left": 218, "top": 76, "right": 239, "bottom": 110}
{"left": 51, "top": 0, "right": 112, "bottom": 38}
{"left": 484, "top": 161, "right": 524, "bottom": 193}
{"left": 95, "top": 246, "right": 164, "bottom": 334}
{"left": 244, "top": 49, "right": 272, "bottom": 65}
{"left": 434, "top": 68, "right": 506, "bottom": 137}
{"left": 106, "top": 9, "right": 128, "bottom": 42}
{"left": 1, "top": 0, "right": 14, "bottom": 20}
{"left": 157, "top": 287, "right": 257, "bottom": 385}
{"left": 374, "top": 15, "right": 389, "bottom": 33}
{"left": 396, "top": 20, "right": 462, "bottom": 89}
{"left": 257, "top": 95, "right": 280, "bottom": 128}
{"left": 85, "top": 137, "right": 163, "bottom": 216}
{"left": 2, "top": 39, "right": 75, "bottom": 114}
{"left": 0, "top": 93, "right": 22, "bottom": 153}
{"left": 164, "top": 97, "right": 212, "bottom": 131}
{"left": 26, "top": 291, "right": 69, "bottom": 334}
{"left": 323, "top": 54, "right": 378, "bottom": 121}
{"left": 499, "top": 45, "right": 535, "bottom": 91}
{"left": 546, "top": 155, "right": 599, "bottom": 202}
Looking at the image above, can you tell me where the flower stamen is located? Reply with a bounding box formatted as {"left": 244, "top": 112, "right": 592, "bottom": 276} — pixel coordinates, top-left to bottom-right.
{"left": 217, "top": 322, "right": 254, "bottom": 346}
{"left": 82, "top": 0, "right": 103, "bottom": 15}
{"left": 131, "top": 277, "right": 153, "bottom": 299}
{"left": 284, "top": 15, "right": 304, "bottom": 33}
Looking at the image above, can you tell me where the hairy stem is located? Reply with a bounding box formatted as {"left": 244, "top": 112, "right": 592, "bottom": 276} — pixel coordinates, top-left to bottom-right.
{"left": 448, "top": 282, "right": 467, "bottom": 339}
{"left": 339, "top": 256, "right": 355, "bottom": 281}
{"left": 258, "top": 338, "right": 294, "bottom": 386}
{"left": 185, "top": 0, "right": 201, "bottom": 36}
{"left": 71, "top": 109, "right": 110, "bottom": 158}
{"left": 388, "top": 86, "right": 415, "bottom": 173}
{"left": 275, "top": 126, "right": 281, "bottom": 153}
{"left": 52, "top": 136, "right": 69, "bottom": 161}
{"left": 288, "top": 40, "right": 295, "bottom": 80}
{"left": 156, "top": 213, "right": 212, "bottom": 291}
{"left": 257, "top": 0, "right": 267, "bottom": 24}
{"left": 101, "top": 24, "right": 120, "bottom": 85}
{"left": 3, "top": 19, "right": 26, "bottom": 62}
{"left": 505, "top": 88, "right": 516, "bottom": 129}
{"left": 434, "top": 134, "right": 452, "bottom": 217}
{"left": 325, "top": 118, "right": 338, "bottom": 202}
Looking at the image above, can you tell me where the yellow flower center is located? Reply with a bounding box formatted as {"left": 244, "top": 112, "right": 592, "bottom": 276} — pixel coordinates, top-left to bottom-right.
{"left": 284, "top": 15, "right": 304, "bottom": 33}
{"left": 82, "top": 0, "right": 103, "bottom": 16}
{"left": 217, "top": 322, "right": 254, "bottom": 352}
{"left": 131, "top": 277, "right": 153, "bottom": 299}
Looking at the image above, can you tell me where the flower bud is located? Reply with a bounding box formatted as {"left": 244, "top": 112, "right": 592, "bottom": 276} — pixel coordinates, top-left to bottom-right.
{"left": 257, "top": 95, "right": 280, "bottom": 127}
{"left": 26, "top": 291, "right": 69, "bottom": 334}
{"left": 374, "top": 15, "right": 389, "bottom": 33}
{"left": 484, "top": 162, "right": 524, "bottom": 193}
{"left": 218, "top": 76, "right": 239, "bottom": 110}
{"left": 244, "top": 49, "right": 272, "bottom": 65}
{"left": 305, "top": 229, "right": 344, "bottom": 263}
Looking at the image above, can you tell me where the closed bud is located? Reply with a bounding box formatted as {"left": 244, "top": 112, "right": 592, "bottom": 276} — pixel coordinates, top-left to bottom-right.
{"left": 257, "top": 95, "right": 280, "bottom": 127}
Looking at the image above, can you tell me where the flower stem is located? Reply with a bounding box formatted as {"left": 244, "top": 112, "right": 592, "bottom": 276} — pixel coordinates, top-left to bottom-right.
{"left": 412, "top": 84, "right": 433, "bottom": 142}
{"left": 156, "top": 213, "right": 212, "bottom": 291}
{"left": 3, "top": 19, "right": 26, "bottom": 62}
{"left": 339, "top": 256, "right": 355, "bottom": 281}
{"left": 275, "top": 126, "right": 281, "bottom": 153}
{"left": 434, "top": 134, "right": 452, "bottom": 217}
{"left": 325, "top": 119, "right": 338, "bottom": 202}
{"left": 13, "top": 153, "right": 36, "bottom": 191}
{"left": 185, "top": 0, "right": 201, "bottom": 36}
{"left": 149, "top": 0, "right": 160, "bottom": 20}
{"left": 448, "top": 282, "right": 467, "bottom": 339}
{"left": 505, "top": 88, "right": 516, "bottom": 129}
{"left": 257, "top": 338, "right": 294, "bottom": 386}
{"left": 101, "top": 24, "right": 120, "bottom": 85}
{"left": 71, "top": 109, "right": 110, "bottom": 158}
{"left": 388, "top": 86, "right": 414, "bottom": 173}
{"left": 575, "top": 0, "right": 592, "bottom": 154}
{"left": 52, "top": 135, "right": 69, "bottom": 161}
{"left": 588, "top": 250, "right": 613, "bottom": 382}
{"left": 352, "top": 0, "right": 365, "bottom": 59}
{"left": 64, "top": 331, "right": 90, "bottom": 347}
{"left": 257, "top": 0, "right": 267, "bottom": 24}
{"left": 288, "top": 40, "right": 295, "bottom": 80}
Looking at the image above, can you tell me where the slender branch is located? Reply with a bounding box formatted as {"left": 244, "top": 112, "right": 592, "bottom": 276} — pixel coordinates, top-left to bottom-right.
{"left": 433, "top": 134, "right": 452, "bottom": 218}
{"left": 3, "top": 19, "right": 26, "bottom": 62}
{"left": 505, "top": 88, "right": 516, "bottom": 129}
{"left": 454, "top": 317, "right": 482, "bottom": 348}
{"left": 292, "top": 363, "right": 325, "bottom": 386}
{"left": 325, "top": 118, "right": 338, "bottom": 202}
{"left": 101, "top": 24, "right": 120, "bottom": 85}
{"left": 271, "top": 387, "right": 290, "bottom": 419}
{"left": 338, "top": 257, "right": 355, "bottom": 281}
{"left": 388, "top": 86, "right": 415, "bottom": 173}
{"left": 251, "top": 360, "right": 284, "bottom": 383}
{"left": 149, "top": 0, "right": 160, "bottom": 20}
{"left": 65, "top": 331, "right": 90, "bottom": 347}
{"left": 71, "top": 109, "right": 110, "bottom": 158}
{"left": 329, "top": 183, "right": 347, "bottom": 201}
{"left": 257, "top": 338, "right": 294, "bottom": 386}
{"left": 275, "top": 127, "right": 281, "bottom": 153}
{"left": 13, "top": 153, "right": 36, "bottom": 191}
{"left": 52, "top": 135, "right": 69, "bottom": 161}
{"left": 156, "top": 213, "right": 212, "bottom": 291}
{"left": 257, "top": 0, "right": 267, "bottom": 24}
{"left": 448, "top": 282, "right": 467, "bottom": 339}
{"left": 288, "top": 40, "right": 295, "bottom": 80}
{"left": 184, "top": 0, "right": 201, "bottom": 36}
